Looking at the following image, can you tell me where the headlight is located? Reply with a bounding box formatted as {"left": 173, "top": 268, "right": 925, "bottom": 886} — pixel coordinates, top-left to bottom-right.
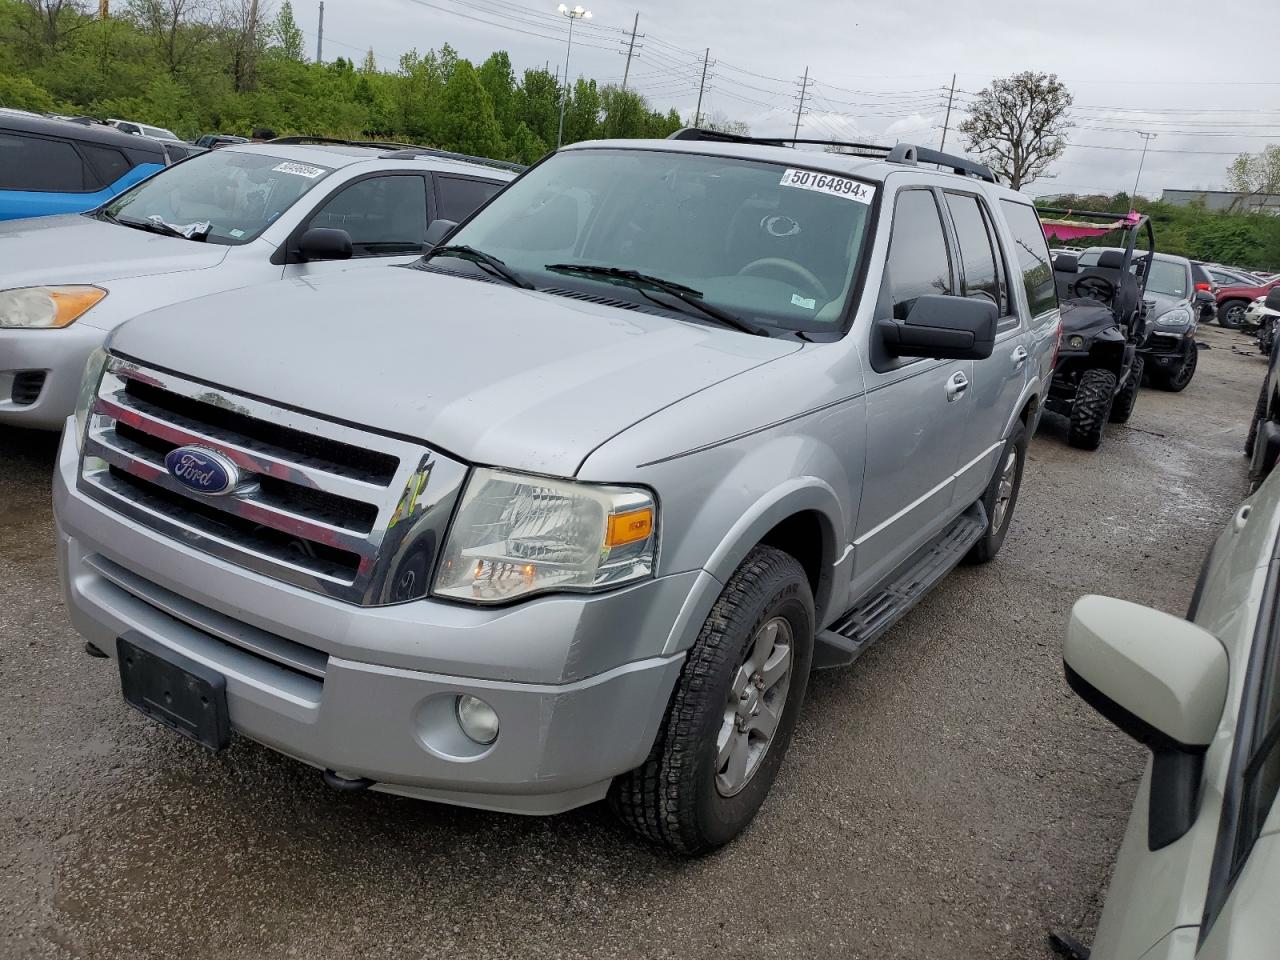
{"left": 1156, "top": 306, "right": 1193, "bottom": 327}
{"left": 433, "top": 468, "right": 657, "bottom": 604}
{"left": 72, "top": 347, "right": 109, "bottom": 450}
{"left": 0, "top": 285, "right": 106, "bottom": 328}
{"left": 1067, "top": 335, "right": 1086, "bottom": 350}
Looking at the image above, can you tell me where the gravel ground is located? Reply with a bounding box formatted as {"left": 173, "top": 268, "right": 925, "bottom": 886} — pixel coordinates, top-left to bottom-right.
{"left": 0, "top": 324, "right": 1264, "bottom": 960}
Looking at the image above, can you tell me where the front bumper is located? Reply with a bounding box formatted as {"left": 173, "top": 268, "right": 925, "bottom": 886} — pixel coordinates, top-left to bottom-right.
{"left": 54, "top": 427, "right": 693, "bottom": 814}
{"left": 0, "top": 324, "right": 105, "bottom": 430}
{"left": 1139, "top": 329, "right": 1194, "bottom": 366}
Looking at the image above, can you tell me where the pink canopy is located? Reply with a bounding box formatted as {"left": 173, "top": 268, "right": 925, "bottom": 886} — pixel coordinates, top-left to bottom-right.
{"left": 1041, "top": 210, "right": 1141, "bottom": 242}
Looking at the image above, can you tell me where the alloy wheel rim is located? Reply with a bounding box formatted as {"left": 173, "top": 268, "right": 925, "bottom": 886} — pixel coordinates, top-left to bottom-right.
{"left": 991, "top": 449, "right": 1018, "bottom": 532}
{"left": 1174, "top": 344, "right": 1198, "bottom": 387}
{"left": 715, "top": 616, "right": 793, "bottom": 797}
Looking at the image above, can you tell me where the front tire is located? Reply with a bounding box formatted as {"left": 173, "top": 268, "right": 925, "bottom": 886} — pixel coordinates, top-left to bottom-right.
{"left": 1109, "top": 356, "right": 1143, "bottom": 423}
{"left": 1219, "top": 300, "right": 1247, "bottom": 329}
{"left": 966, "top": 419, "right": 1028, "bottom": 564}
{"left": 1246, "top": 377, "right": 1268, "bottom": 458}
{"left": 1152, "top": 341, "right": 1198, "bottom": 392}
{"left": 609, "top": 546, "right": 814, "bottom": 855}
{"left": 1067, "top": 368, "right": 1118, "bottom": 450}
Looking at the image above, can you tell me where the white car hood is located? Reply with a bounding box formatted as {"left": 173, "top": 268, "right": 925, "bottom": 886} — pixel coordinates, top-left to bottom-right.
{"left": 0, "top": 213, "right": 230, "bottom": 288}
{"left": 109, "top": 266, "right": 802, "bottom": 477}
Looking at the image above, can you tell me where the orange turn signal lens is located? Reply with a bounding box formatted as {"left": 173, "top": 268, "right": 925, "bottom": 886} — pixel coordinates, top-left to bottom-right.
{"left": 48, "top": 287, "right": 107, "bottom": 327}
{"left": 606, "top": 508, "right": 653, "bottom": 548}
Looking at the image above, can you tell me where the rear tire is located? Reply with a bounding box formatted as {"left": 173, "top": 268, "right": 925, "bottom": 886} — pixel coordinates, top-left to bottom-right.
{"left": 965, "top": 420, "right": 1027, "bottom": 564}
{"left": 1247, "top": 377, "right": 1268, "bottom": 458}
{"left": 1067, "top": 368, "right": 1117, "bottom": 450}
{"left": 609, "top": 546, "right": 814, "bottom": 855}
{"left": 1219, "top": 300, "right": 1247, "bottom": 329}
{"left": 1109, "top": 356, "right": 1143, "bottom": 423}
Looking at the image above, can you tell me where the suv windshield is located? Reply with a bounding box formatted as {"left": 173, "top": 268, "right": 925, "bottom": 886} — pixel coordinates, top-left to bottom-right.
{"left": 444, "top": 148, "right": 876, "bottom": 332}
{"left": 102, "top": 149, "right": 335, "bottom": 245}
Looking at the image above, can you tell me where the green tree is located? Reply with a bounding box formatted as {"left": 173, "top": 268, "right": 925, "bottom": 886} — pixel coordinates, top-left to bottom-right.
{"left": 599, "top": 84, "right": 648, "bottom": 139}
{"left": 0, "top": 71, "right": 55, "bottom": 110}
{"left": 436, "top": 58, "right": 503, "bottom": 157}
{"left": 507, "top": 120, "right": 547, "bottom": 165}
{"left": 515, "top": 66, "right": 559, "bottom": 148}
{"left": 272, "top": 0, "right": 304, "bottom": 62}
{"left": 477, "top": 50, "right": 516, "bottom": 139}
{"left": 960, "top": 71, "right": 1074, "bottom": 190}
{"left": 1226, "top": 145, "right": 1280, "bottom": 209}
{"left": 562, "top": 77, "right": 600, "bottom": 145}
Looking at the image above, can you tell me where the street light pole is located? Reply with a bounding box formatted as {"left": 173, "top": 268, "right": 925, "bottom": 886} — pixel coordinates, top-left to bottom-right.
{"left": 556, "top": 3, "right": 591, "bottom": 148}
{"left": 1132, "top": 131, "right": 1157, "bottom": 207}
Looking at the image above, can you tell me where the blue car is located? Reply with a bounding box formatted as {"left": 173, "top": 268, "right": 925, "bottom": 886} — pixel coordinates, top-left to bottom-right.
{"left": 0, "top": 113, "right": 168, "bottom": 222}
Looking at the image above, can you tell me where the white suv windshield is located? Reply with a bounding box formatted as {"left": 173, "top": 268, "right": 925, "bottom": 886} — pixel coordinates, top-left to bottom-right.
{"left": 447, "top": 148, "right": 876, "bottom": 332}
{"left": 102, "top": 150, "right": 335, "bottom": 245}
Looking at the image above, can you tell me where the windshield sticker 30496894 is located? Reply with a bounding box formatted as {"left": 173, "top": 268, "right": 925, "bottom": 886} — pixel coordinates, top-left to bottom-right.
{"left": 779, "top": 169, "right": 874, "bottom": 204}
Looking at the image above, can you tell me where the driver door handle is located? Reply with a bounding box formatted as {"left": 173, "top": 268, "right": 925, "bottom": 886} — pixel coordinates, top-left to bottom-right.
{"left": 945, "top": 371, "right": 969, "bottom": 402}
{"left": 1011, "top": 345, "right": 1029, "bottom": 366}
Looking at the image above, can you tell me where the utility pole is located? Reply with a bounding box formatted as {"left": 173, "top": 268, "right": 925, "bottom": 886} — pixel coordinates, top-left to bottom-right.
{"left": 939, "top": 73, "right": 956, "bottom": 150}
{"left": 694, "top": 47, "right": 710, "bottom": 127}
{"left": 315, "top": 1, "right": 324, "bottom": 63}
{"left": 793, "top": 66, "right": 810, "bottom": 141}
{"left": 1132, "top": 131, "right": 1157, "bottom": 207}
{"left": 621, "top": 13, "right": 641, "bottom": 91}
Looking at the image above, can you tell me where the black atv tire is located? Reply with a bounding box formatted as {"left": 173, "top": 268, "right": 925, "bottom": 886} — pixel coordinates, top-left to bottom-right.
{"left": 1219, "top": 299, "right": 1248, "bottom": 330}
{"left": 1260, "top": 319, "right": 1275, "bottom": 357}
{"left": 609, "top": 546, "right": 814, "bottom": 856}
{"left": 1152, "top": 341, "right": 1199, "bottom": 393}
{"left": 1246, "top": 377, "right": 1268, "bottom": 459}
{"left": 1067, "top": 368, "right": 1118, "bottom": 450}
{"left": 965, "top": 420, "right": 1028, "bottom": 564}
{"left": 1109, "top": 356, "right": 1144, "bottom": 423}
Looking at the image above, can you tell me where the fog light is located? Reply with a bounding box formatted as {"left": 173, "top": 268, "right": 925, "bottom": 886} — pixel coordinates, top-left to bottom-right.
{"left": 1068, "top": 335, "right": 1085, "bottom": 350}
{"left": 455, "top": 695, "right": 499, "bottom": 745}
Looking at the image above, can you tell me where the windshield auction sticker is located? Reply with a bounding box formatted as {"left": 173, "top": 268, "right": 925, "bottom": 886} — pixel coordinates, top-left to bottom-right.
{"left": 779, "top": 169, "right": 874, "bottom": 204}
{"left": 271, "top": 161, "right": 326, "bottom": 179}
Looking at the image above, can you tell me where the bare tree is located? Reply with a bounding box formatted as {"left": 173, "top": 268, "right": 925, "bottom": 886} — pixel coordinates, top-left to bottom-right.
{"left": 18, "top": 0, "right": 91, "bottom": 48}
{"left": 128, "top": 0, "right": 217, "bottom": 75}
{"left": 220, "top": 0, "right": 273, "bottom": 91}
{"left": 959, "top": 71, "right": 1074, "bottom": 190}
{"left": 1226, "top": 145, "right": 1280, "bottom": 209}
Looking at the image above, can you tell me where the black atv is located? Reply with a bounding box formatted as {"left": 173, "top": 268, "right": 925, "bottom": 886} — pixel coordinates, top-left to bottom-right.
{"left": 1041, "top": 209, "right": 1155, "bottom": 450}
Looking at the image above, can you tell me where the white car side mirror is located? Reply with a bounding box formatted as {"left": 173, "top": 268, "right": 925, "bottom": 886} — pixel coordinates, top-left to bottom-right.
{"left": 1064, "top": 595, "right": 1228, "bottom": 850}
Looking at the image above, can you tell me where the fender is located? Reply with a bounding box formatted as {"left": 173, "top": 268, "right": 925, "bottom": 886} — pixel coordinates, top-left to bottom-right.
{"left": 1003, "top": 375, "right": 1043, "bottom": 441}
{"left": 661, "top": 478, "right": 845, "bottom": 656}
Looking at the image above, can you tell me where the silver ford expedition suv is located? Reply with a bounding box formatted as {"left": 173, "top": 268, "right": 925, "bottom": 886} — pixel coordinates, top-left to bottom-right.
{"left": 54, "top": 130, "right": 1060, "bottom": 854}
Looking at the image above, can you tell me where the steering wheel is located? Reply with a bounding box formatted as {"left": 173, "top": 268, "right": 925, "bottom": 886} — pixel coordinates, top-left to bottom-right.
{"left": 1073, "top": 275, "right": 1116, "bottom": 302}
{"left": 738, "top": 258, "right": 830, "bottom": 301}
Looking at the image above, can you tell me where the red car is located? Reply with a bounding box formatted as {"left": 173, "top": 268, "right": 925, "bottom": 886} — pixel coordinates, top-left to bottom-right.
{"left": 1216, "top": 275, "right": 1280, "bottom": 329}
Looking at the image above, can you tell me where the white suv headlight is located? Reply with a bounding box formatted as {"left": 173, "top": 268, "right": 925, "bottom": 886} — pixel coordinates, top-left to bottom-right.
{"left": 0, "top": 285, "right": 106, "bottom": 328}
{"left": 72, "top": 347, "right": 109, "bottom": 450}
{"left": 1156, "top": 306, "right": 1193, "bottom": 327}
{"left": 433, "top": 468, "right": 657, "bottom": 604}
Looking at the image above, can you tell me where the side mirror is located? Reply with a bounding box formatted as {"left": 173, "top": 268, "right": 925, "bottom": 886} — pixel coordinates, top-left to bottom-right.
{"left": 877, "top": 295, "right": 998, "bottom": 361}
{"left": 1064, "top": 595, "right": 1228, "bottom": 850}
{"left": 1266, "top": 287, "right": 1280, "bottom": 311}
{"left": 423, "top": 218, "right": 459, "bottom": 251}
{"left": 296, "top": 227, "right": 352, "bottom": 262}
{"left": 1195, "top": 289, "right": 1215, "bottom": 305}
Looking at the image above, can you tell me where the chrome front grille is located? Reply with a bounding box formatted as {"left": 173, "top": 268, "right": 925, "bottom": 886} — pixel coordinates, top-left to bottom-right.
{"left": 79, "top": 356, "right": 469, "bottom": 606}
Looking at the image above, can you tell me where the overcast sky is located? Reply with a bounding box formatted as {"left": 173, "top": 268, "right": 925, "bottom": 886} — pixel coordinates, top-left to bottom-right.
{"left": 299, "top": 0, "right": 1278, "bottom": 198}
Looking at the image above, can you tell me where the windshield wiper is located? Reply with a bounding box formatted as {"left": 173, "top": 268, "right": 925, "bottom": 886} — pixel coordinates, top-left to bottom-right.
{"left": 112, "top": 214, "right": 208, "bottom": 242}
{"left": 427, "top": 244, "right": 533, "bottom": 289}
{"left": 544, "top": 264, "right": 768, "bottom": 337}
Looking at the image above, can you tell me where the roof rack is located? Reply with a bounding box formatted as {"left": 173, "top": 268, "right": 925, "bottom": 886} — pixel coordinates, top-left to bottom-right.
{"left": 379, "top": 147, "right": 525, "bottom": 173}
{"left": 666, "top": 127, "right": 998, "bottom": 184}
{"left": 269, "top": 136, "right": 425, "bottom": 151}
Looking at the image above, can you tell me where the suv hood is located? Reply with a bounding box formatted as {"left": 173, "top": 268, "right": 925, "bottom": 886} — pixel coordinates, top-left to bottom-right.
{"left": 109, "top": 267, "right": 802, "bottom": 477}
{"left": 0, "top": 214, "right": 229, "bottom": 288}
{"left": 1145, "top": 290, "right": 1189, "bottom": 316}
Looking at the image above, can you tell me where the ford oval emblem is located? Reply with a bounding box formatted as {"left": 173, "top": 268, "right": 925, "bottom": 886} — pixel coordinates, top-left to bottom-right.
{"left": 163, "top": 445, "right": 240, "bottom": 496}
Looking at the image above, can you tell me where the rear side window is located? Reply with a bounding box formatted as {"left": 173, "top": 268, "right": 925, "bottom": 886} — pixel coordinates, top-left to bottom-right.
{"left": 884, "top": 189, "right": 954, "bottom": 320}
{"left": 946, "top": 193, "right": 1009, "bottom": 319}
{"left": 1000, "top": 200, "right": 1057, "bottom": 317}
{"left": 435, "top": 175, "right": 503, "bottom": 223}
{"left": 80, "top": 144, "right": 134, "bottom": 188}
{"left": 0, "top": 132, "right": 89, "bottom": 192}
{"left": 307, "top": 174, "right": 428, "bottom": 257}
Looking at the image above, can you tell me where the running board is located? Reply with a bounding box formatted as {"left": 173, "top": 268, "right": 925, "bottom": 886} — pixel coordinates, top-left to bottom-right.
{"left": 813, "top": 502, "right": 988, "bottom": 670}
